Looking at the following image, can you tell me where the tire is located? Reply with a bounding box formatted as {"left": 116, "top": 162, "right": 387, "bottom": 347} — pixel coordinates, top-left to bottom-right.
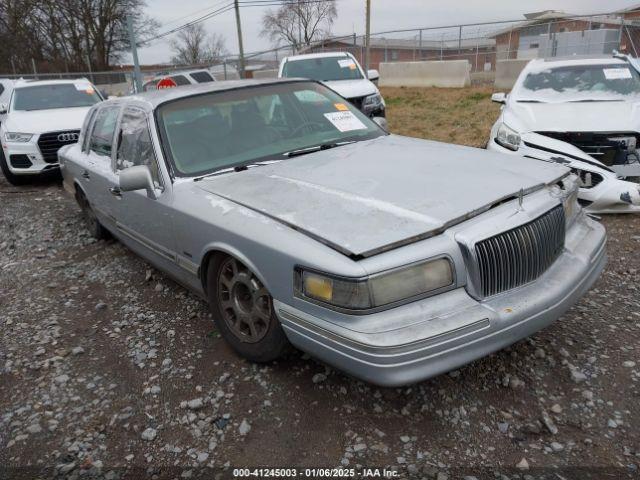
{"left": 75, "top": 188, "right": 108, "bottom": 240}
{"left": 207, "top": 255, "right": 289, "bottom": 363}
{"left": 0, "top": 148, "right": 30, "bottom": 186}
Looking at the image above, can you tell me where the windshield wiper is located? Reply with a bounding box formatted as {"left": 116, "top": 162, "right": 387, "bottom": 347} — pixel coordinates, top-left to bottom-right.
{"left": 284, "top": 140, "right": 356, "bottom": 158}
{"left": 517, "top": 99, "right": 546, "bottom": 103}
{"left": 193, "top": 160, "right": 280, "bottom": 182}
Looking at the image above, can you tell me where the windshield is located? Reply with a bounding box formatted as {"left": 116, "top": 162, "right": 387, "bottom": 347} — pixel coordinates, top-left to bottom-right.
{"left": 157, "top": 81, "right": 384, "bottom": 177}
{"left": 282, "top": 56, "right": 363, "bottom": 81}
{"left": 515, "top": 63, "right": 640, "bottom": 103}
{"left": 12, "top": 82, "right": 102, "bottom": 111}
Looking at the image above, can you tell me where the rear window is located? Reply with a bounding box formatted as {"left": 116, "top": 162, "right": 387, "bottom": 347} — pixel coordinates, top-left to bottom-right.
{"left": 189, "top": 71, "right": 214, "bottom": 83}
{"left": 13, "top": 82, "right": 102, "bottom": 111}
{"left": 170, "top": 75, "right": 191, "bottom": 86}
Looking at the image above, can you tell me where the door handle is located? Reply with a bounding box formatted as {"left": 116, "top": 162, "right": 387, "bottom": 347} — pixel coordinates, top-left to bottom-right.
{"left": 81, "top": 170, "right": 90, "bottom": 179}
{"left": 109, "top": 186, "right": 121, "bottom": 197}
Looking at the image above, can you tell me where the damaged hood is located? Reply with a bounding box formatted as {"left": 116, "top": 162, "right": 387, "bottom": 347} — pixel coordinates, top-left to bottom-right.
{"left": 505, "top": 100, "right": 640, "bottom": 134}
{"left": 196, "top": 135, "right": 567, "bottom": 257}
{"left": 323, "top": 79, "right": 378, "bottom": 100}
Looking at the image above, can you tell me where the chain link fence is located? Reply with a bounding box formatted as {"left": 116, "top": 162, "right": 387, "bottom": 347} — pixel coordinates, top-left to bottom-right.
{"left": 3, "top": 10, "right": 639, "bottom": 93}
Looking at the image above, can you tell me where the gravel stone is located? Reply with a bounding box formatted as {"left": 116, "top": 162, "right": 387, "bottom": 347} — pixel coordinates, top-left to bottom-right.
{"left": 141, "top": 428, "right": 157, "bottom": 441}
{"left": 238, "top": 419, "right": 251, "bottom": 436}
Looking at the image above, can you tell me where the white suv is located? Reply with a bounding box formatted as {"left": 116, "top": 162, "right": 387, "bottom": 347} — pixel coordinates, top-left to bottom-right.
{"left": 279, "top": 52, "right": 385, "bottom": 118}
{"left": 0, "top": 79, "right": 103, "bottom": 185}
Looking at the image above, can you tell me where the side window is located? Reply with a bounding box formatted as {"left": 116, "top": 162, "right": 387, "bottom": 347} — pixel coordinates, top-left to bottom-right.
{"left": 116, "top": 108, "right": 161, "bottom": 187}
{"left": 0, "top": 84, "right": 4, "bottom": 96}
{"left": 82, "top": 109, "right": 98, "bottom": 152}
{"left": 89, "top": 107, "right": 119, "bottom": 158}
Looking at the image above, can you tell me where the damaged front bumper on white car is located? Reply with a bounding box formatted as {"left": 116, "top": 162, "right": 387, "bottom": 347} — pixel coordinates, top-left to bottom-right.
{"left": 488, "top": 131, "right": 640, "bottom": 214}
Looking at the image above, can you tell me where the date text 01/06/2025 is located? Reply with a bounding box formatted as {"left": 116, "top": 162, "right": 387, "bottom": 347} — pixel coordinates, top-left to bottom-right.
{"left": 232, "top": 468, "right": 400, "bottom": 478}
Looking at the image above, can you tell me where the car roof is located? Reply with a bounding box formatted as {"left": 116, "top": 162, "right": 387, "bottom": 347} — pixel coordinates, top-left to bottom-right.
{"left": 13, "top": 78, "right": 92, "bottom": 89}
{"left": 525, "top": 56, "right": 628, "bottom": 72}
{"left": 110, "top": 78, "right": 310, "bottom": 110}
{"left": 146, "top": 69, "right": 213, "bottom": 82}
{"left": 283, "top": 52, "right": 351, "bottom": 62}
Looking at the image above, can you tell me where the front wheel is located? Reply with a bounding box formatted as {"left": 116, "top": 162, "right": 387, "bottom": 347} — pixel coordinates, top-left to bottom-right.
{"left": 207, "top": 255, "right": 289, "bottom": 362}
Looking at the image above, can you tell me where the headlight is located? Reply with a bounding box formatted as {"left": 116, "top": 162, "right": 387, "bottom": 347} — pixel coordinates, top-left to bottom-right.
{"left": 363, "top": 93, "right": 383, "bottom": 107}
{"left": 295, "top": 258, "right": 454, "bottom": 311}
{"left": 5, "top": 132, "right": 33, "bottom": 143}
{"left": 495, "top": 123, "right": 521, "bottom": 151}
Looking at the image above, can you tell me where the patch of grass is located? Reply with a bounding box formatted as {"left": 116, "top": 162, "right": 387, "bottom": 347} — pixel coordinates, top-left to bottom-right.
{"left": 380, "top": 86, "right": 501, "bottom": 148}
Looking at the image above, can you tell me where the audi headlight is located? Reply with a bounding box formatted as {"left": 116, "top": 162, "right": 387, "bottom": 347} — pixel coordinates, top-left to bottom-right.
{"left": 495, "top": 123, "right": 521, "bottom": 151}
{"left": 4, "top": 132, "right": 33, "bottom": 143}
{"left": 363, "top": 93, "right": 383, "bottom": 107}
{"left": 295, "top": 258, "right": 454, "bottom": 311}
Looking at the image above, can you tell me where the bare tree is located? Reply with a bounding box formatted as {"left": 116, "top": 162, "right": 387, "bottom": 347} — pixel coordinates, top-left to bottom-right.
{"left": 170, "top": 23, "right": 227, "bottom": 65}
{"left": 261, "top": 0, "right": 337, "bottom": 50}
{"left": 0, "top": 0, "right": 158, "bottom": 73}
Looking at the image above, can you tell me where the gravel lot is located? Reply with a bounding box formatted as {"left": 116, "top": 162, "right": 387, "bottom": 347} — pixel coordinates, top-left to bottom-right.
{"left": 1, "top": 93, "right": 640, "bottom": 479}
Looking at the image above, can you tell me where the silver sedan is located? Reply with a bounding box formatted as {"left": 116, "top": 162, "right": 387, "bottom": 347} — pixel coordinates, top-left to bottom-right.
{"left": 59, "top": 79, "right": 606, "bottom": 386}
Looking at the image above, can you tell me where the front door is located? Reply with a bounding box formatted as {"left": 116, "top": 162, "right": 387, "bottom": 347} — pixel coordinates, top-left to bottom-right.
{"left": 110, "top": 107, "right": 179, "bottom": 278}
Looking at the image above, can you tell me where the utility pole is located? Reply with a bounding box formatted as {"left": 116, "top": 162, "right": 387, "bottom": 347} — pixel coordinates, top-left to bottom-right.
{"left": 365, "top": 0, "right": 371, "bottom": 77}
{"left": 127, "top": 15, "right": 143, "bottom": 93}
{"left": 86, "top": 53, "right": 93, "bottom": 84}
{"left": 234, "top": 0, "right": 246, "bottom": 78}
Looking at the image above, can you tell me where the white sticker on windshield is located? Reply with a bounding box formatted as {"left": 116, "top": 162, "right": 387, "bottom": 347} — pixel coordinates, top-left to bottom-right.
{"left": 603, "top": 68, "right": 632, "bottom": 80}
{"left": 338, "top": 59, "right": 356, "bottom": 68}
{"left": 324, "top": 111, "right": 367, "bottom": 132}
{"left": 74, "top": 81, "right": 92, "bottom": 91}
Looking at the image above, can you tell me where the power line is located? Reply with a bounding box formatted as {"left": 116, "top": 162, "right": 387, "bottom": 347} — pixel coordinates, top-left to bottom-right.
{"left": 158, "top": 0, "right": 232, "bottom": 29}
{"left": 140, "top": 2, "right": 235, "bottom": 45}
{"left": 141, "top": 0, "right": 335, "bottom": 49}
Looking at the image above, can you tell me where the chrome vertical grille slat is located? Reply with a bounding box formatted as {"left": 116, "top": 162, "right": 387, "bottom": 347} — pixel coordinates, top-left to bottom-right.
{"left": 474, "top": 205, "right": 565, "bottom": 297}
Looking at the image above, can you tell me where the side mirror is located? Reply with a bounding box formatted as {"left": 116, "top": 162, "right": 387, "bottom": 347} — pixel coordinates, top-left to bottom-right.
{"left": 367, "top": 69, "right": 380, "bottom": 83}
{"left": 119, "top": 165, "right": 157, "bottom": 200}
{"left": 372, "top": 116, "right": 388, "bottom": 132}
{"left": 491, "top": 92, "right": 507, "bottom": 104}
{"left": 0, "top": 103, "right": 7, "bottom": 115}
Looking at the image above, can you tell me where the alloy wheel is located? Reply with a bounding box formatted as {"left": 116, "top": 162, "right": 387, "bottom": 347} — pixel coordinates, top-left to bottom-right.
{"left": 217, "top": 257, "right": 272, "bottom": 343}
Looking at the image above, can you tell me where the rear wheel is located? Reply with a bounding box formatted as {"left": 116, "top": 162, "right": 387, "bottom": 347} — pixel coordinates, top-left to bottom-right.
{"left": 0, "top": 149, "right": 30, "bottom": 186}
{"left": 207, "top": 255, "right": 289, "bottom": 362}
{"left": 76, "top": 188, "right": 108, "bottom": 239}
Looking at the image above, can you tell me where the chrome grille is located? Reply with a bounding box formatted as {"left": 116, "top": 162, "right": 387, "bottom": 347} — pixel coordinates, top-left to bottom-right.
{"left": 475, "top": 205, "right": 565, "bottom": 297}
{"left": 37, "top": 130, "right": 80, "bottom": 163}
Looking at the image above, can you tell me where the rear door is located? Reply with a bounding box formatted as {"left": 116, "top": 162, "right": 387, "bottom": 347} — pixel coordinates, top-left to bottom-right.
{"left": 83, "top": 105, "right": 121, "bottom": 226}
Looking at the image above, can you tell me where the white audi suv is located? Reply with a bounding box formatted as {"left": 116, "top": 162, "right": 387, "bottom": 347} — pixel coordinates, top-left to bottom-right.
{"left": 0, "top": 78, "right": 103, "bottom": 185}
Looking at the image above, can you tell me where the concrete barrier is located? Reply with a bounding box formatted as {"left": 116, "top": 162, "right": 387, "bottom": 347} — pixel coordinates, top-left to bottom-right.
{"left": 252, "top": 69, "right": 278, "bottom": 79}
{"left": 494, "top": 59, "right": 530, "bottom": 90}
{"left": 379, "top": 60, "right": 471, "bottom": 88}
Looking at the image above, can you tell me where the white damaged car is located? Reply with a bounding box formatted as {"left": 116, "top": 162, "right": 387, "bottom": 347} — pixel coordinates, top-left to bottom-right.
{"left": 488, "top": 56, "right": 640, "bottom": 213}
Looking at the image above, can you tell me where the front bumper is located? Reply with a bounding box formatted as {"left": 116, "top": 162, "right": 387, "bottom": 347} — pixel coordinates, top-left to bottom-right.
{"left": 276, "top": 214, "right": 606, "bottom": 387}
{"left": 1, "top": 141, "right": 58, "bottom": 175}
{"left": 488, "top": 138, "right": 640, "bottom": 214}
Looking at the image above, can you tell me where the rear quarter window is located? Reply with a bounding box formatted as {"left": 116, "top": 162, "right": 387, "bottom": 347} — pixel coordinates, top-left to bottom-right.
{"left": 170, "top": 75, "right": 191, "bottom": 86}
{"left": 189, "top": 71, "right": 214, "bottom": 83}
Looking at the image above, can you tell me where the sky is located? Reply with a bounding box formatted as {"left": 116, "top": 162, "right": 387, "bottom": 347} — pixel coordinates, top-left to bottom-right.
{"left": 132, "top": 0, "right": 640, "bottom": 65}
